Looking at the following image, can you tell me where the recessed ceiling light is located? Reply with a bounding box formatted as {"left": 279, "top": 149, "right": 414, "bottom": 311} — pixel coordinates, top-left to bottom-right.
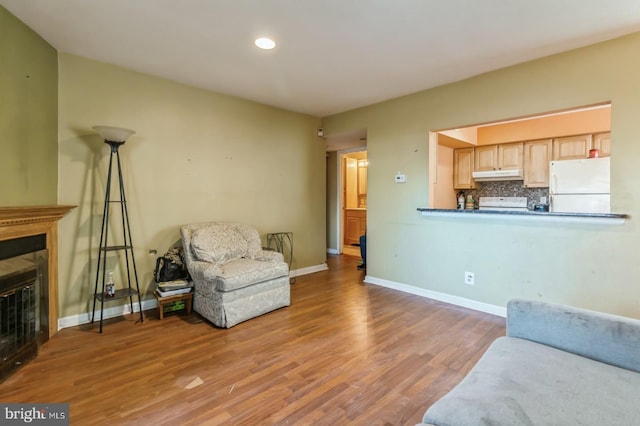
{"left": 255, "top": 37, "right": 276, "bottom": 50}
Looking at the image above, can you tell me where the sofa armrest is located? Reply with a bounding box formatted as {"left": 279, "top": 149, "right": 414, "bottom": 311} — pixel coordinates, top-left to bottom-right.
{"left": 507, "top": 299, "right": 640, "bottom": 373}
{"left": 254, "top": 250, "right": 285, "bottom": 263}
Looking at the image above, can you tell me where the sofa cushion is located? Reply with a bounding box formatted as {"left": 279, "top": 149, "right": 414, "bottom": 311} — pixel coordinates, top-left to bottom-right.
{"left": 215, "top": 258, "right": 289, "bottom": 291}
{"left": 190, "top": 225, "right": 248, "bottom": 264}
{"left": 422, "top": 336, "right": 640, "bottom": 426}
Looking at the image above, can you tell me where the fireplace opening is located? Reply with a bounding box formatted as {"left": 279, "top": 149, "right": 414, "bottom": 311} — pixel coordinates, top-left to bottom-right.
{"left": 0, "top": 235, "right": 47, "bottom": 381}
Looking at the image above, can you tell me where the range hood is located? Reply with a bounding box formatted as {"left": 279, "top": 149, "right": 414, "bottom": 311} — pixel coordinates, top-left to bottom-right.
{"left": 472, "top": 169, "right": 524, "bottom": 181}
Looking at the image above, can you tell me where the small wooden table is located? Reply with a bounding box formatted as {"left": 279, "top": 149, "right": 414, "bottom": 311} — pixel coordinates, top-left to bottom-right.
{"left": 153, "top": 290, "right": 193, "bottom": 320}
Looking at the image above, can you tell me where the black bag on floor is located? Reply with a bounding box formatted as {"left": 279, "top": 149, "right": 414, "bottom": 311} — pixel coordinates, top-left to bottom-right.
{"left": 154, "top": 247, "right": 189, "bottom": 283}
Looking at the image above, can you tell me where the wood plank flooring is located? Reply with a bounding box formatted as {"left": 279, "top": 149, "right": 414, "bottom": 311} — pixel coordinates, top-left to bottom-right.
{"left": 0, "top": 254, "right": 506, "bottom": 425}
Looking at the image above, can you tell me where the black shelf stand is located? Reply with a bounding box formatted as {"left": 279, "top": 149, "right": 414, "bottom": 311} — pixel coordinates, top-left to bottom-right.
{"left": 91, "top": 140, "right": 143, "bottom": 333}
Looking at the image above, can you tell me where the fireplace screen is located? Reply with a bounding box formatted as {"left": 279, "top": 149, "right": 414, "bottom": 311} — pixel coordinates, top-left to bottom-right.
{"left": 0, "top": 249, "right": 47, "bottom": 381}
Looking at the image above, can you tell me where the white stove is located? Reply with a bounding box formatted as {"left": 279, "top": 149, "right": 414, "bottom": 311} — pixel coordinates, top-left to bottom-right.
{"left": 478, "top": 196, "right": 528, "bottom": 212}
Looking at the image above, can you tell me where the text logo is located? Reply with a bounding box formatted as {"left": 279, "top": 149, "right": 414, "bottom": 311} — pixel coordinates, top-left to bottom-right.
{"left": 1, "top": 404, "right": 68, "bottom": 425}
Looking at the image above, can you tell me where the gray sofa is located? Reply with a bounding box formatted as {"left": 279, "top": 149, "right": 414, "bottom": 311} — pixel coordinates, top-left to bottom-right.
{"left": 181, "top": 222, "right": 290, "bottom": 328}
{"left": 421, "top": 299, "right": 640, "bottom": 426}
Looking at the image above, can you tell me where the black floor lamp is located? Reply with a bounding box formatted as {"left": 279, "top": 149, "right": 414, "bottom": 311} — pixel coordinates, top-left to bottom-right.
{"left": 90, "top": 125, "right": 143, "bottom": 333}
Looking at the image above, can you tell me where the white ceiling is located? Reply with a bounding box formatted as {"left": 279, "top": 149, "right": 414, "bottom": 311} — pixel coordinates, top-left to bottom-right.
{"left": 3, "top": 1, "right": 640, "bottom": 121}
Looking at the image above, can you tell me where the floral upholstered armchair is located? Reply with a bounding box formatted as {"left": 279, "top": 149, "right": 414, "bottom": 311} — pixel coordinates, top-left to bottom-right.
{"left": 180, "top": 222, "right": 290, "bottom": 328}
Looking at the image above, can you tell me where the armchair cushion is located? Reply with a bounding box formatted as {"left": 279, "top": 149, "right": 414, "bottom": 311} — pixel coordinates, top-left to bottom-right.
{"left": 190, "top": 225, "right": 248, "bottom": 264}
{"left": 216, "top": 258, "right": 289, "bottom": 291}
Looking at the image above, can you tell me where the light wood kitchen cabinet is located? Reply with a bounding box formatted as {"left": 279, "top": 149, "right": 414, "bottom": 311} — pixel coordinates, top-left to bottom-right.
{"left": 453, "top": 147, "right": 475, "bottom": 189}
{"left": 344, "top": 209, "right": 366, "bottom": 246}
{"left": 474, "top": 145, "right": 498, "bottom": 171}
{"left": 474, "top": 142, "right": 523, "bottom": 171}
{"left": 499, "top": 142, "right": 524, "bottom": 170}
{"left": 552, "top": 134, "right": 593, "bottom": 160}
{"left": 523, "top": 139, "right": 552, "bottom": 188}
{"left": 592, "top": 132, "right": 611, "bottom": 157}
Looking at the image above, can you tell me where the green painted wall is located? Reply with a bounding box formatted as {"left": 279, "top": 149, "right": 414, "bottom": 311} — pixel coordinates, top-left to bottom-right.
{"left": 0, "top": 6, "right": 58, "bottom": 205}
{"left": 57, "top": 53, "right": 326, "bottom": 318}
{"left": 322, "top": 32, "right": 640, "bottom": 318}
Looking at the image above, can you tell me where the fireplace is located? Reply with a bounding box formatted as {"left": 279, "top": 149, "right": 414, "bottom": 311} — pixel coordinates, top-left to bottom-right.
{"left": 0, "top": 236, "right": 48, "bottom": 380}
{"left": 0, "top": 205, "right": 74, "bottom": 380}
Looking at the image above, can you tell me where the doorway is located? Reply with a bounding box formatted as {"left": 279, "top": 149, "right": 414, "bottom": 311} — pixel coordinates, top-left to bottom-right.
{"left": 340, "top": 149, "right": 367, "bottom": 257}
{"left": 324, "top": 128, "right": 367, "bottom": 257}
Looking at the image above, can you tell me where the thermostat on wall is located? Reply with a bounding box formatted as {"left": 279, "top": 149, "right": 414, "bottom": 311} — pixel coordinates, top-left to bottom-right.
{"left": 395, "top": 172, "right": 406, "bottom": 183}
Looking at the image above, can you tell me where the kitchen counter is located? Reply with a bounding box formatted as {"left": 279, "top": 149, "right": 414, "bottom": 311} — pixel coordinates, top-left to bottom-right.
{"left": 417, "top": 208, "right": 628, "bottom": 224}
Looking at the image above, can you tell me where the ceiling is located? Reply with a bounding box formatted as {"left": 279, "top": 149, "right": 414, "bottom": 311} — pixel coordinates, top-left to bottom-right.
{"left": 3, "top": 1, "right": 640, "bottom": 147}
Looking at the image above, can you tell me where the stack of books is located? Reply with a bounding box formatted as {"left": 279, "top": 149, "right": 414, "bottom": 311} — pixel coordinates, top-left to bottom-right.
{"left": 155, "top": 279, "right": 193, "bottom": 297}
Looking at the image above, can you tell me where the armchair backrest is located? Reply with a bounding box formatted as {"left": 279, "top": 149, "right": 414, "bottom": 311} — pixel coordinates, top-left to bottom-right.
{"left": 181, "top": 222, "right": 262, "bottom": 265}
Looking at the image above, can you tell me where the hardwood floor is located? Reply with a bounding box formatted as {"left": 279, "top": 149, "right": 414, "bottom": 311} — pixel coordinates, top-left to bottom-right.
{"left": 0, "top": 254, "right": 505, "bottom": 425}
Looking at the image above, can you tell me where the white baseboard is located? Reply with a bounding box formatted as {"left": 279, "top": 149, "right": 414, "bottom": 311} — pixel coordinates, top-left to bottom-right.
{"left": 327, "top": 248, "right": 340, "bottom": 255}
{"left": 59, "top": 264, "right": 329, "bottom": 330}
{"left": 290, "top": 263, "right": 328, "bottom": 277}
{"left": 58, "top": 298, "right": 158, "bottom": 330}
{"left": 364, "top": 275, "right": 507, "bottom": 318}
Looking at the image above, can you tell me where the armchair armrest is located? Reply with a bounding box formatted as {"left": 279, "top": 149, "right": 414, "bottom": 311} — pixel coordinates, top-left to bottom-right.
{"left": 186, "top": 260, "right": 222, "bottom": 283}
{"left": 507, "top": 299, "right": 640, "bottom": 373}
{"left": 254, "top": 250, "right": 285, "bottom": 263}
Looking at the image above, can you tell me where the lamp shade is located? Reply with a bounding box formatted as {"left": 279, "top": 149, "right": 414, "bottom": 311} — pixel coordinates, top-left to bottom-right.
{"left": 93, "top": 126, "right": 136, "bottom": 142}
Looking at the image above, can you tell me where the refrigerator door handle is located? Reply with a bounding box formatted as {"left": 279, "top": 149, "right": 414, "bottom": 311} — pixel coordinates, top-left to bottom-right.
{"left": 551, "top": 172, "right": 557, "bottom": 194}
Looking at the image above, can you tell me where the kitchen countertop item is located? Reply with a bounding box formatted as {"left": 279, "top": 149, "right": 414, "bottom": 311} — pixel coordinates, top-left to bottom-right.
{"left": 479, "top": 197, "right": 528, "bottom": 212}
{"left": 534, "top": 204, "right": 550, "bottom": 212}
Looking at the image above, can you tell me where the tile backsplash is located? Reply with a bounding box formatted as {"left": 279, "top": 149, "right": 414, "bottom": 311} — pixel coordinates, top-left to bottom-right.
{"left": 460, "top": 181, "right": 549, "bottom": 210}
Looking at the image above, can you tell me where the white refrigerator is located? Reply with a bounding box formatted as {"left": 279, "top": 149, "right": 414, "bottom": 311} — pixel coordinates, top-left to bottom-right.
{"left": 549, "top": 157, "right": 610, "bottom": 213}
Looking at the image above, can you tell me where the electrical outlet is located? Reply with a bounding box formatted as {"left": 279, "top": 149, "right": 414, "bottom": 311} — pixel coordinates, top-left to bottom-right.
{"left": 465, "top": 271, "right": 475, "bottom": 286}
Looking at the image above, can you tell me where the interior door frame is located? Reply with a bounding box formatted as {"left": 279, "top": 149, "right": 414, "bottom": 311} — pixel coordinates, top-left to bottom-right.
{"left": 336, "top": 146, "right": 367, "bottom": 254}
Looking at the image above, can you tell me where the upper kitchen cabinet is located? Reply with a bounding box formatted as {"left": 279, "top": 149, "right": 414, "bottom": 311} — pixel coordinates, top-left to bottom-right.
{"left": 474, "top": 142, "right": 523, "bottom": 171}
{"left": 453, "top": 147, "right": 475, "bottom": 189}
{"left": 474, "top": 145, "right": 498, "bottom": 171}
{"left": 498, "top": 142, "right": 524, "bottom": 170}
{"left": 593, "top": 132, "right": 611, "bottom": 157}
{"left": 524, "top": 139, "right": 553, "bottom": 188}
{"left": 552, "top": 134, "right": 593, "bottom": 160}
